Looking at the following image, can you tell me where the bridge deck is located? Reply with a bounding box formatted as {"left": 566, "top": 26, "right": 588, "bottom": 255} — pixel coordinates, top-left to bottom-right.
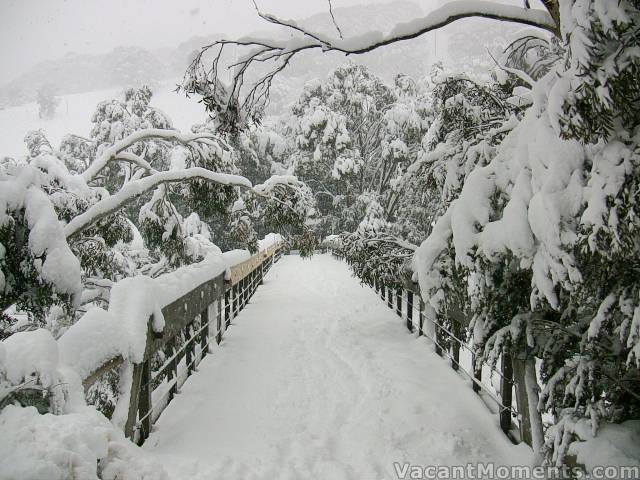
{"left": 143, "top": 254, "right": 528, "bottom": 479}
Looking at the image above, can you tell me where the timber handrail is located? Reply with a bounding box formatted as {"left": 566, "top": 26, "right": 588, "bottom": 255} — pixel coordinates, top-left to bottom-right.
{"left": 83, "top": 241, "right": 284, "bottom": 445}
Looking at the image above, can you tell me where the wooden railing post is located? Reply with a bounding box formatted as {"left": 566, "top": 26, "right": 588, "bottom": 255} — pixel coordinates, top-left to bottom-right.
{"left": 168, "top": 339, "right": 178, "bottom": 400}
{"left": 216, "top": 298, "right": 222, "bottom": 345}
{"left": 472, "top": 352, "right": 482, "bottom": 393}
{"left": 395, "top": 289, "right": 402, "bottom": 318}
{"left": 137, "top": 359, "right": 152, "bottom": 445}
{"left": 185, "top": 324, "right": 194, "bottom": 376}
{"left": 434, "top": 314, "right": 443, "bottom": 357}
{"left": 125, "top": 362, "right": 144, "bottom": 440}
{"left": 406, "top": 290, "right": 414, "bottom": 333}
{"left": 451, "top": 320, "right": 460, "bottom": 371}
{"left": 201, "top": 307, "right": 209, "bottom": 356}
{"left": 512, "top": 356, "right": 539, "bottom": 449}
{"left": 252, "top": 269, "right": 257, "bottom": 295}
{"left": 224, "top": 288, "right": 231, "bottom": 329}
{"left": 418, "top": 298, "right": 425, "bottom": 336}
{"left": 242, "top": 277, "right": 247, "bottom": 307}
{"left": 234, "top": 283, "right": 239, "bottom": 317}
{"left": 255, "top": 268, "right": 259, "bottom": 293}
{"left": 387, "top": 286, "right": 392, "bottom": 309}
{"left": 124, "top": 320, "right": 154, "bottom": 442}
{"left": 500, "top": 353, "right": 514, "bottom": 435}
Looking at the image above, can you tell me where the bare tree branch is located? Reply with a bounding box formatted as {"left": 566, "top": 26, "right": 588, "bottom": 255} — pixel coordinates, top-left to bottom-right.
{"left": 182, "top": 0, "right": 558, "bottom": 130}
{"left": 327, "top": 0, "right": 344, "bottom": 39}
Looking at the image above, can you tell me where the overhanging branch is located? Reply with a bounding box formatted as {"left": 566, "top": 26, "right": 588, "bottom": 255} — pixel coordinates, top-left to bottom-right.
{"left": 65, "top": 168, "right": 253, "bottom": 239}
{"left": 183, "top": 0, "right": 557, "bottom": 130}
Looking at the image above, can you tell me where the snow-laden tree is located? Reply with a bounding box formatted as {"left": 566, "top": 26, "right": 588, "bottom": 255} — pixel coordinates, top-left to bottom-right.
{"left": 232, "top": 124, "right": 291, "bottom": 184}
{"left": 287, "top": 63, "right": 431, "bottom": 242}
{"left": 179, "top": 0, "right": 640, "bottom": 468}
{"left": 0, "top": 87, "right": 314, "bottom": 340}
{"left": 181, "top": 0, "right": 560, "bottom": 130}
{"left": 408, "top": 2, "right": 640, "bottom": 465}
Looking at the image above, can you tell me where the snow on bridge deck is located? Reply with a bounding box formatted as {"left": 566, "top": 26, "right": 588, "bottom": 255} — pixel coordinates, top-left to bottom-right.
{"left": 143, "top": 254, "right": 530, "bottom": 479}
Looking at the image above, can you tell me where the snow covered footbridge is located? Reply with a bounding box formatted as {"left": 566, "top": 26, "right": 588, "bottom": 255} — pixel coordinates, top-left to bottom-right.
{"left": 135, "top": 254, "right": 528, "bottom": 478}
{"left": 2, "top": 239, "right": 532, "bottom": 479}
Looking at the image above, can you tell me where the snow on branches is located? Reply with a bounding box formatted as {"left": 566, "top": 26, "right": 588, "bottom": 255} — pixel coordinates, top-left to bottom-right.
{"left": 1, "top": 87, "right": 314, "bottom": 338}
{"left": 180, "top": 1, "right": 558, "bottom": 130}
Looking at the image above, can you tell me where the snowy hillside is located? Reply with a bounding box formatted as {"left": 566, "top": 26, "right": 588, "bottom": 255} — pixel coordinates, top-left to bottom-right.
{"left": 0, "top": 81, "right": 208, "bottom": 159}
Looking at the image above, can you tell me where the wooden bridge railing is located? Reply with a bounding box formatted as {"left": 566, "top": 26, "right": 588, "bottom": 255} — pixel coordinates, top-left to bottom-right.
{"left": 84, "top": 242, "right": 284, "bottom": 445}
{"left": 331, "top": 251, "right": 532, "bottom": 449}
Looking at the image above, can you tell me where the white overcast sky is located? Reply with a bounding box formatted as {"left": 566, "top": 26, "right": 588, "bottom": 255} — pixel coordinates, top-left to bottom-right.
{"left": 0, "top": 0, "right": 428, "bottom": 85}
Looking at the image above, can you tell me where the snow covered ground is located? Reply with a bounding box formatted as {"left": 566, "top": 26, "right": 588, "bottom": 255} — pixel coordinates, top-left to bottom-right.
{"left": 142, "top": 254, "right": 531, "bottom": 479}
{"left": 0, "top": 81, "right": 208, "bottom": 158}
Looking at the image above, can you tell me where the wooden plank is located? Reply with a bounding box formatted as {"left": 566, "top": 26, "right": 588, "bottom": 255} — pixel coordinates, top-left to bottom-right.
{"left": 512, "top": 357, "right": 533, "bottom": 447}
{"left": 228, "top": 242, "right": 282, "bottom": 285}
{"left": 152, "top": 274, "right": 225, "bottom": 354}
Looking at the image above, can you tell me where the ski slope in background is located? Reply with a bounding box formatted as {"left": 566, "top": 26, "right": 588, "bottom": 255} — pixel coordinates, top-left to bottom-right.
{"left": 0, "top": 81, "right": 208, "bottom": 158}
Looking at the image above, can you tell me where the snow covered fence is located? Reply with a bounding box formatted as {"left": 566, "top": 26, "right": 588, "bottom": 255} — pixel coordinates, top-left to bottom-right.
{"left": 59, "top": 234, "right": 283, "bottom": 445}
{"left": 330, "top": 250, "right": 532, "bottom": 449}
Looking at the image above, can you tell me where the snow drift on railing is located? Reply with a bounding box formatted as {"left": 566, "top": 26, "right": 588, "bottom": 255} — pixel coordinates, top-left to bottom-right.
{"left": 0, "top": 234, "right": 281, "bottom": 479}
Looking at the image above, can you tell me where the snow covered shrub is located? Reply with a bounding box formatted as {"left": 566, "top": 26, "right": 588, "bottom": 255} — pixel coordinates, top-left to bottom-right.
{"left": 0, "top": 329, "right": 170, "bottom": 480}
{"left": 0, "top": 329, "right": 67, "bottom": 414}
{"left": 23, "top": 129, "right": 53, "bottom": 157}
{"left": 339, "top": 227, "right": 414, "bottom": 290}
